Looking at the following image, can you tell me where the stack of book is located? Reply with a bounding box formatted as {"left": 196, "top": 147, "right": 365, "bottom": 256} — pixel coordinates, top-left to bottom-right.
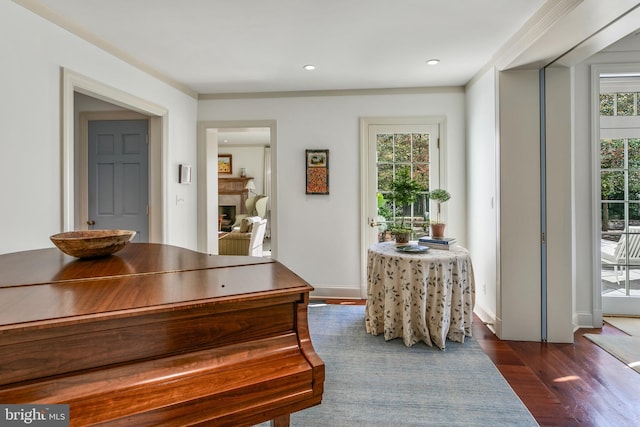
{"left": 417, "top": 236, "right": 457, "bottom": 250}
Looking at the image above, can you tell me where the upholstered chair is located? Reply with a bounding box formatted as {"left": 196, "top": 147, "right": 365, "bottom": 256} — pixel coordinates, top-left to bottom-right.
{"left": 219, "top": 216, "right": 268, "bottom": 256}
{"left": 231, "top": 195, "right": 269, "bottom": 230}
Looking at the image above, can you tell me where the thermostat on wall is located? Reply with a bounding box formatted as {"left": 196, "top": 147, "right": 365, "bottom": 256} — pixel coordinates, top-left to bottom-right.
{"left": 179, "top": 164, "right": 192, "bottom": 184}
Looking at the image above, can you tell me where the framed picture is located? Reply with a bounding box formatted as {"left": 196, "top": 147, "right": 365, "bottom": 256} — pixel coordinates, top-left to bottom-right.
{"left": 218, "top": 154, "right": 232, "bottom": 174}
{"left": 306, "top": 149, "right": 329, "bottom": 194}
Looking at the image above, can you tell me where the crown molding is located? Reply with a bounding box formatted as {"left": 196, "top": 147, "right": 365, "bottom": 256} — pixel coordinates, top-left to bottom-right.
{"left": 198, "top": 86, "right": 464, "bottom": 100}
{"left": 493, "top": 0, "right": 584, "bottom": 70}
{"left": 14, "top": 0, "right": 198, "bottom": 99}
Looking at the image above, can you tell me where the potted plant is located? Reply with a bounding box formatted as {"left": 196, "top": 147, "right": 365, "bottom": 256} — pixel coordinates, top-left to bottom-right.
{"left": 387, "top": 167, "right": 423, "bottom": 243}
{"left": 427, "top": 188, "right": 451, "bottom": 238}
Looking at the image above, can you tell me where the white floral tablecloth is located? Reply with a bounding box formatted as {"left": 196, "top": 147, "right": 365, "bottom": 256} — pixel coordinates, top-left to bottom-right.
{"left": 365, "top": 242, "right": 475, "bottom": 350}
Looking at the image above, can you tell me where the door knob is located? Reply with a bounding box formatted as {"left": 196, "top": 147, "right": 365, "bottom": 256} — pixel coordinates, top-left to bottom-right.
{"left": 370, "top": 219, "right": 377, "bottom": 228}
{"left": 87, "top": 220, "right": 95, "bottom": 226}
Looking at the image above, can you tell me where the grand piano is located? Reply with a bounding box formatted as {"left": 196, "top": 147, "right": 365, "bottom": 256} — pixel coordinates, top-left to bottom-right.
{"left": 0, "top": 243, "right": 324, "bottom": 426}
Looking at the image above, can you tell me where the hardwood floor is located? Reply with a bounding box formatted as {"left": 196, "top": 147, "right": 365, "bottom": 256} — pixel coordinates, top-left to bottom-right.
{"left": 322, "top": 299, "right": 640, "bottom": 426}
{"left": 473, "top": 316, "right": 640, "bottom": 426}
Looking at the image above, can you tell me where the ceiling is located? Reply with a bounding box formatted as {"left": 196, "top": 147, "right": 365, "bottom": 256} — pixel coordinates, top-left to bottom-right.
{"left": 19, "top": 0, "right": 549, "bottom": 95}
{"left": 217, "top": 127, "right": 271, "bottom": 146}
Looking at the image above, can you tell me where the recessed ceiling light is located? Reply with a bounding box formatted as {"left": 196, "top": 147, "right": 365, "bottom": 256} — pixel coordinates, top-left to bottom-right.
{"left": 303, "top": 64, "right": 316, "bottom": 71}
{"left": 426, "top": 59, "right": 440, "bottom": 65}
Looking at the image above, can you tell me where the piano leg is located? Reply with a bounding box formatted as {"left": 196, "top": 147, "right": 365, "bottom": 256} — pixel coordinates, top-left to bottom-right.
{"left": 271, "top": 414, "right": 290, "bottom": 427}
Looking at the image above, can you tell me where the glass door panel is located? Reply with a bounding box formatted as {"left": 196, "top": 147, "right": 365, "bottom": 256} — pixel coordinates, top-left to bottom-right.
{"left": 600, "top": 136, "right": 640, "bottom": 314}
{"left": 365, "top": 123, "right": 439, "bottom": 248}
{"left": 375, "top": 132, "right": 432, "bottom": 241}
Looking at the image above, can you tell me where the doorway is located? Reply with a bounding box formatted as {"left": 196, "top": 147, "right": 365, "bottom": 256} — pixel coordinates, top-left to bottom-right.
{"left": 594, "top": 64, "right": 640, "bottom": 316}
{"left": 86, "top": 119, "right": 149, "bottom": 241}
{"left": 62, "top": 69, "right": 167, "bottom": 241}
{"left": 360, "top": 116, "right": 444, "bottom": 297}
{"left": 197, "top": 120, "right": 277, "bottom": 256}
{"left": 77, "top": 104, "right": 156, "bottom": 241}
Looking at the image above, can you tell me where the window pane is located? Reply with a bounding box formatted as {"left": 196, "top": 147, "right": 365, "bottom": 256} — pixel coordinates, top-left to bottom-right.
{"left": 413, "top": 164, "right": 429, "bottom": 190}
{"left": 630, "top": 172, "right": 640, "bottom": 201}
{"left": 617, "top": 92, "right": 635, "bottom": 116}
{"left": 630, "top": 202, "right": 640, "bottom": 223}
{"left": 602, "top": 201, "right": 623, "bottom": 232}
{"left": 412, "top": 194, "right": 428, "bottom": 217}
{"left": 394, "top": 134, "right": 411, "bottom": 162}
{"left": 600, "top": 93, "right": 614, "bottom": 116}
{"left": 600, "top": 138, "right": 624, "bottom": 169}
{"left": 377, "top": 163, "right": 393, "bottom": 192}
{"left": 629, "top": 138, "right": 640, "bottom": 170}
{"left": 377, "top": 134, "right": 393, "bottom": 162}
{"left": 412, "top": 133, "right": 430, "bottom": 162}
{"left": 601, "top": 171, "right": 625, "bottom": 200}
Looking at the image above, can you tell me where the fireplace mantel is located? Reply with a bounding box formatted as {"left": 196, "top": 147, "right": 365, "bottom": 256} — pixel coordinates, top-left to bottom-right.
{"left": 219, "top": 177, "right": 253, "bottom": 213}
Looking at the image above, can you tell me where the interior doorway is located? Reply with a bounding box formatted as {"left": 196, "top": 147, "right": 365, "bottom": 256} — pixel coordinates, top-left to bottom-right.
{"left": 76, "top": 94, "right": 159, "bottom": 242}
{"left": 62, "top": 69, "right": 167, "bottom": 241}
{"left": 197, "top": 120, "right": 277, "bottom": 257}
{"left": 87, "top": 118, "right": 149, "bottom": 241}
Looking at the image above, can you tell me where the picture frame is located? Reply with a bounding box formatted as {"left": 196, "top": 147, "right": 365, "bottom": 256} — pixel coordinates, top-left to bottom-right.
{"left": 218, "top": 154, "right": 232, "bottom": 174}
{"left": 305, "top": 149, "right": 329, "bottom": 194}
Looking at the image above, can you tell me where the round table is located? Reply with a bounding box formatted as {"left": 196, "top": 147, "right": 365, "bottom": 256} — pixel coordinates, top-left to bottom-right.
{"left": 365, "top": 241, "right": 475, "bottom": 350}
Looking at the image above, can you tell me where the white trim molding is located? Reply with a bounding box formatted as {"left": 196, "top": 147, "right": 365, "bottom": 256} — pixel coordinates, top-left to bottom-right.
{"left": 61, "top": 68, "right": 168, "bottom": 241}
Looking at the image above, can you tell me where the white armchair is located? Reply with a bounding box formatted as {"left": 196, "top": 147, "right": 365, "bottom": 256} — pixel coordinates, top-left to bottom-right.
{"left": 219, "top": 216, "right": 267, "bottom": 256}
{"left": 232, "top": 195, "right": 268, "bottom": 230}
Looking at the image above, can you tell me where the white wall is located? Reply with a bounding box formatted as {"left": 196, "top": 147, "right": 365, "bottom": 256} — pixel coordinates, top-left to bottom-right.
{"left": 217, "top": 146, "right": 267, "bottom": 194}
{"left": 466, "top": 68, "right": 499, "bottom": 324}
{"left": 0, "top": 1, "right": 199, "bottom": 254}
{"left": 198, "top": 91, "right": 466, "bottom": 293}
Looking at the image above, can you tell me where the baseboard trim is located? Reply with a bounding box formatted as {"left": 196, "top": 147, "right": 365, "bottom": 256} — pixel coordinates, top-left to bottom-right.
{"left": 310, "top": 286, "right": 363, "bottom": 300}
{"left": 473, "top": 303, "right": 498, "bottom": 335}
{"left": 575, "top": 310, "right": 601, "bottom": 329}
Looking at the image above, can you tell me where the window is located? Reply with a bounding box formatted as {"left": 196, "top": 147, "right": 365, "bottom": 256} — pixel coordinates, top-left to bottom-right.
{"left": 600, "top": 92, "right": 640, "bottom": 116}
{"left": 376, "top": 132, "right": 433, "bottom": 237}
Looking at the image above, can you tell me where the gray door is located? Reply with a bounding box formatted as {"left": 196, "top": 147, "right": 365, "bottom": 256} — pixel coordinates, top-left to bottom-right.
{"left": 88, "top": 120, "right": 149, "bottom": 242}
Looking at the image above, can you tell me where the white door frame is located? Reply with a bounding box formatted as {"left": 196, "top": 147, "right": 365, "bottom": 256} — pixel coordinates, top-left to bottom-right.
{"left": 591, "top": 63, "right": 640, "bottom": 318}
{"left": 197, "top": 120, "right": 277, "bottom": 255}
{"left": 359, "top": 116, "right": 446, "bottom": 298}
{"left": 62, "top": 68, "right": 167, "bottom": 241}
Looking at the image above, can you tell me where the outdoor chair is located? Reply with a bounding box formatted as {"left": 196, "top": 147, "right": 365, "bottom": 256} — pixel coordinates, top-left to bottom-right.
{"left": 601, "top": 226, "right": 640, "bottom": 283}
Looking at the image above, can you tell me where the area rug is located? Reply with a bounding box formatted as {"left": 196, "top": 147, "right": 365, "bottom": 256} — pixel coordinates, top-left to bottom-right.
{"left": 585, "top": 316, "right": 640, "bottom": 375}
{"left": 257, "top": 304, "right": 537, "bottom": 426}
{"left": 584, "top": 334, "right": 640, "bottom": 374}
{"left": 604, "top": 316, "right": 640, "bottom": 336}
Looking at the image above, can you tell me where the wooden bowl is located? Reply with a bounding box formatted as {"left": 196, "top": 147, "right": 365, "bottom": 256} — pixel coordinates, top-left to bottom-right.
{"left": 50, "top": 230, "right": 136, "bottom": 258}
